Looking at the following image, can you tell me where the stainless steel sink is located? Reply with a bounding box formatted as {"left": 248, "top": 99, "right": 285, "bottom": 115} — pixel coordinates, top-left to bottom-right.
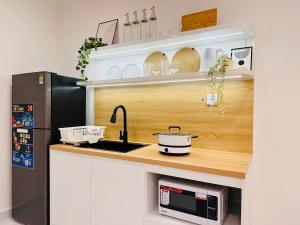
{"left": 79, "top": 140, "right": 149, "bottom": 153}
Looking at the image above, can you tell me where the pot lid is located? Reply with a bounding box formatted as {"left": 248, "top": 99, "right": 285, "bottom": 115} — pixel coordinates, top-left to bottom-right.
{"left": 156, "top": 132, "right": 192, "bottom": 136}
{"left": 153, "top": 126, "right": 193, "bottom": 136}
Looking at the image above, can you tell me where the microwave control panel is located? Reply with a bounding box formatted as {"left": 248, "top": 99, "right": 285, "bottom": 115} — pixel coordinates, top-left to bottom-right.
{"left": 160, "top": 187, "right": 170, "bottom": 205}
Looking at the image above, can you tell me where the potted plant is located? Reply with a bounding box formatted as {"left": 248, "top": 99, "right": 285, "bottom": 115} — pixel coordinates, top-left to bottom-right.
{"left": 206, "top": 55, "right": 231, "bottom": 110}
{"left": 76, "top": 37, "right": 107, "bottom": 80}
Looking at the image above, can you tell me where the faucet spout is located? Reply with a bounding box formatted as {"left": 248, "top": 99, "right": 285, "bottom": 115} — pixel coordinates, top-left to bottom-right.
{"left": 110, "top": 105, "right": 128, "bottom": 144}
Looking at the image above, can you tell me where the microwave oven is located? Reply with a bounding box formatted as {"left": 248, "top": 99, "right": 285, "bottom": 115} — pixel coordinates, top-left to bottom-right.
{"left": 159, "top": 177, "right": 228, "bottom": 225}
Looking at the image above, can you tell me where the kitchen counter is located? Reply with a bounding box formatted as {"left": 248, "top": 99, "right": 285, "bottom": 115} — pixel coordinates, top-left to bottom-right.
{"left": 50, "top": 143, "right": 251, "bottom": 179}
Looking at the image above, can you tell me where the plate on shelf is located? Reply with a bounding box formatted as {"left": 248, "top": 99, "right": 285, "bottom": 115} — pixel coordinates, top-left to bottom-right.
{"left": 106, "top": 65, "right": 122, "bottom": 80}
{"left": 171, "top": 47, "right": 201, "bottom": 73}
{"left": 144, "top": 52, "right": 169, "bottom": 76}
{"left": 122, "top": 64, "right": 140, "bottom": 79}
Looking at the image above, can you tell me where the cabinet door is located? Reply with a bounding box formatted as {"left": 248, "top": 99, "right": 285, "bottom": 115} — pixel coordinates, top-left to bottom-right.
{"left": 91, "top": 158, "right": 145, "bottom": 225}
{"left": 50, "top": 151, "right": 91, "bottom": 225}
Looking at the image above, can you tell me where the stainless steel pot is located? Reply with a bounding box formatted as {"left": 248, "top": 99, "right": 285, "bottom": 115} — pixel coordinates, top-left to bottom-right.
{"left": 153, "top": 126, "right": 198, "bottom": 155}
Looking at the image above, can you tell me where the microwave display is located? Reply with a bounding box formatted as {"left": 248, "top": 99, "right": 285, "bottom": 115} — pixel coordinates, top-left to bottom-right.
{"left": 160, "top": 185, "right": 218, "bottom": 221}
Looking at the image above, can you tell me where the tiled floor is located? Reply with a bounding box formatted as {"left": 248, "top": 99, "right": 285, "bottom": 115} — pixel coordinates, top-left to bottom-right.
{"left": 0, "top": 219, "right": 22, "bottom": 225}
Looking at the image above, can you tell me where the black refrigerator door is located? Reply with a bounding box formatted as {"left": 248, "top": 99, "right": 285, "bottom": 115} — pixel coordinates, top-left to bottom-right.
{"left": 12, "top": 129, "right": 50, "bottom": 225}
{"left": 12, "top": 72, "right": 52, "bottom": 129}
{"left": 51, "top": 74, "right": 86, "bottom": 143}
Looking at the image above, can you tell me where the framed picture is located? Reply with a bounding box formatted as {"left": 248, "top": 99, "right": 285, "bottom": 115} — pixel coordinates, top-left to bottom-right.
{"left": 231, "top": 46, "right": 253, "bottom": 70}
{"left": 96, "top": 19, "right": 118, "bottom": 45}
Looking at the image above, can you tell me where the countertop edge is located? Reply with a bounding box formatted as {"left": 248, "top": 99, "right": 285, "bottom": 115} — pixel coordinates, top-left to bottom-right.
{"left": 50, "top": 144, "right": 251, "bottom": 179}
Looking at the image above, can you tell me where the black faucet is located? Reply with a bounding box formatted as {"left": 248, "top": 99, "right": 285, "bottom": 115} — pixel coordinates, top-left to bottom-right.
{"left": 110, "top": 105, "right": 128, "bottom": 144}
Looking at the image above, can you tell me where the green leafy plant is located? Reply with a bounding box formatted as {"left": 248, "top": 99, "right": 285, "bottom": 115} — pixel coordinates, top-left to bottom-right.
{"left": 76, "top": 37, "right": 107, "bottom": 80}
{"left": 206, "top": 55, "right": 231, "bottom": 109}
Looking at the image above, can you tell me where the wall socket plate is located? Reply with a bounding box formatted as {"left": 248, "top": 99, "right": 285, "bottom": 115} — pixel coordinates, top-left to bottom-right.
{"left": 206, "top": 93, "right": 218, "bottom": 106}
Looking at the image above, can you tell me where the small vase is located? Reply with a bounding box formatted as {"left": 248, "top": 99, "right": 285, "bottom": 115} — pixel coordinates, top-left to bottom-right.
{"left": 140, "top": 9, "right": 149, "bottom": 40}
{"left": 123, "top": 13, "right": 132, "bottom": 43}
{"left": 149, "top": 6, "right": 157, "bottom": 39}
{"left": 132, "top": 11, "right": 141, "bottom": 41}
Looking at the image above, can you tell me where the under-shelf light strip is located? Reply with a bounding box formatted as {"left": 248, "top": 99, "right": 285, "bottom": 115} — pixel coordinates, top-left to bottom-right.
{"left": 92, "top": 32, "right": 244, "bottom": 59}
{"left": 84, "top": 75, "right": 243, "bottom": 88}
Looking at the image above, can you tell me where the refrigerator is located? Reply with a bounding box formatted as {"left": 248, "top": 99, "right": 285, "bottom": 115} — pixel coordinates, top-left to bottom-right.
{"left": 12, "top": 72, "right": 86, "bottom": 225}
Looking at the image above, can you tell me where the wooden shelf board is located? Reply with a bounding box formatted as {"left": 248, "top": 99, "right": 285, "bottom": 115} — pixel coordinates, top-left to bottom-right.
{"left": 90, "top": 25, "right": 255, "bottom": 60}
{"left": 144, "top": 207, "right": 241, "bottom": 225}
{"left": 77, "top": 68, "right": 254, "bottom": 88}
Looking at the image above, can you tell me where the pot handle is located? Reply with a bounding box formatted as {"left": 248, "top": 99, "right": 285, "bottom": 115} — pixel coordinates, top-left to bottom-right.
{"left": 152, "top": 133, "right": 159, "bottom": 136}
{"left": 192, "top": 135, "right": 198, "bottom": 138}
{"left": 168, "top": 126, "right": 181, "bottom": 132}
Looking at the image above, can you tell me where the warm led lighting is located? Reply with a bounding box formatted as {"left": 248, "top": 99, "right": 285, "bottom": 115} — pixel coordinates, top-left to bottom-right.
{"left": 78, "top": 73, "right": 248, "bottom": 88}
{"left": 223, "top": 75, "right": 243, "bottom": 79}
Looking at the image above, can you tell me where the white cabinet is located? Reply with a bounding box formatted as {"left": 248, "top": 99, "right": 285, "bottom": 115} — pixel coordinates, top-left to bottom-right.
{"left": 50, "top": 148, "right": 244, "bottom": 225}
{"left": 91, "top": 158, "right": 145, "bottom": 225}
{"left": 50, "top": 152, "right": 145, "bottom": 225}
{"left": 50, "top": 151, "right": 92, "bottom": 225}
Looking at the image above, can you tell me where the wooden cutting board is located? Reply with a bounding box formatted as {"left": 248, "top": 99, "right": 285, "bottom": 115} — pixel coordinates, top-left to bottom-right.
{"left": 181, "top": 8, "right": 217, "bottom": 32}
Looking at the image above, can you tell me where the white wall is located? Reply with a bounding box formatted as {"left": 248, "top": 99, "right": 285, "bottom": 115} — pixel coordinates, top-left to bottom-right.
{"left": 0, "top": 0, "right": 59, "bottom": 218}
{"left": 57, "top": 1, "right": 300, "bottom": 225}
{"left": 57, "top": 0, "right": 226, "bottom": 76}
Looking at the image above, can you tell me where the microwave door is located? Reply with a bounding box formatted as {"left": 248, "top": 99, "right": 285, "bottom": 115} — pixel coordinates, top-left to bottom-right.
{"left": 160, "top": 188, "right": 208, "bottom": 218}
{"left": 169, "top": 191, "right": 199, "bottom": 215}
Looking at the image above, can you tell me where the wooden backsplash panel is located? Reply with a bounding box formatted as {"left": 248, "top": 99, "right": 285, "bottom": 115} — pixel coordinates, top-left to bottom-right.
{"left": 94, "top": 80, "right": 253, "bottom": 154}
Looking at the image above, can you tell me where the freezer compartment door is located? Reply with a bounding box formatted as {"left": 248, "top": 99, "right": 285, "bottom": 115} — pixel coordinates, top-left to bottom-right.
{"left": 12, "top": 72, "right": 52, "bottom": 129}
{"left": 51, "top": 75, "right": 86, "bottom": 130}
{"left": 12, "top": 129, "right": 50, "bottom": 225}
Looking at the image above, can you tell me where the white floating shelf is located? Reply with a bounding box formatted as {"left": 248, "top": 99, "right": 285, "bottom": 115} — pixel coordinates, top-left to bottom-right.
{"left": 144, "top": 207, "right": 241, "bottom": 225}
{"left": 77, "top": 68, "right": 253, "bottom": 88}
{"left": 90, "top": 25, "right": 255, "bottom": 60}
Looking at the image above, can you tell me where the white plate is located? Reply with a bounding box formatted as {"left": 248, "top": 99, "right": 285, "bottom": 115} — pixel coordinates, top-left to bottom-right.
{"left": 106, "top": 65, "right": 122, "bottom": 80}
{"left": 122, "top": 64, "right": 140, "bottom": 79}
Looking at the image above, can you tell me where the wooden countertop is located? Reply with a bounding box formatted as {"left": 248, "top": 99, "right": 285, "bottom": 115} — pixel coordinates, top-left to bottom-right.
{"left": 50, "top": 144, "right": 252, "bottom": 179}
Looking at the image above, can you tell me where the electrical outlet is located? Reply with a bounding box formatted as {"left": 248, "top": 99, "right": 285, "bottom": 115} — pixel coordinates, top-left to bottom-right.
{"left": 207, "top": 93, "right": 218, "bottom": 106}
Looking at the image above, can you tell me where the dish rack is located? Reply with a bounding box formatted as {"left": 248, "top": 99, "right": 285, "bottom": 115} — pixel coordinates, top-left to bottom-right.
{"left": 59, "top": 126, "right": 106, "bottom": 146}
